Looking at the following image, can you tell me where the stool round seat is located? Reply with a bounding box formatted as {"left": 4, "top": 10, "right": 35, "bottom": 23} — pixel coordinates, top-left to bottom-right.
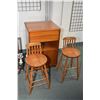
{"left": 26, "top": 54, "right": 47, "bottom": 67}
{"left": 62, "top": 47, "right": 80, "bottom": 58}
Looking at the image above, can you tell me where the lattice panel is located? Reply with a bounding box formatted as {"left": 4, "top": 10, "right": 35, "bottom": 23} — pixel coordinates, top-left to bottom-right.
{"left": 17, "top": 0, "right": 41, "bottom": 11}
{"left": 69, "top": 1, "right": 83, "bottom": 32}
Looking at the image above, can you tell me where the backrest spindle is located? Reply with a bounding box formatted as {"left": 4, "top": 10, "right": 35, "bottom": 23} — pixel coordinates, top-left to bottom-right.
{"left": 26, "top": 42, "right": 42, "bottom": 57}
{"left": 63, "top": 37, "right": 76, "bottom": 48}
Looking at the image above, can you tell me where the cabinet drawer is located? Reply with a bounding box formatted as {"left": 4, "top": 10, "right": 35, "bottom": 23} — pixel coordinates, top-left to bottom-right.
{"left": 29, "top": 31, "right": 59, "bottom": 42}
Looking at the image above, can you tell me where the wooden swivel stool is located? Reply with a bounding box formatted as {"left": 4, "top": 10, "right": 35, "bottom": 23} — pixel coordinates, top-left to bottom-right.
{"left": 56, "top": 37, "right": 80, "bottom": 82}
{"left": 25, "top": 42, "right": 50, "bottom": 94}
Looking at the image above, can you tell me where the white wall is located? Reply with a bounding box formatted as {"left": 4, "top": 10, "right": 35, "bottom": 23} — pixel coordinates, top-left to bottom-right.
{"left": 17, "top": 2, "right": 45, "bottom": 49}
{"left": 51, "top": 1, "right": 83, "bottom": 48}
{"left": 18, "top": 1, "right": 83, "bottom": 49}
{"left": 51, "top": 1, "right": 62, "bottom": 25}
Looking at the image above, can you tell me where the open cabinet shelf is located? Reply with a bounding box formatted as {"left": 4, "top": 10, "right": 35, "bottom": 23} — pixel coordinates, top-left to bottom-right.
{"left": 42, "top": 41, "right": 58, "bottom": 51}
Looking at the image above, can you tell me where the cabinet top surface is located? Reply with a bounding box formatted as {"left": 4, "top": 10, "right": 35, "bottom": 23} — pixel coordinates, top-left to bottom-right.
{"left": 25, "top": 20, "right": 60, "bottom": 32}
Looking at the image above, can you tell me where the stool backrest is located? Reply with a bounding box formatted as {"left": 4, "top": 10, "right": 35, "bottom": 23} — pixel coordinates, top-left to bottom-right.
{"left": 63, "top": 37, "right": 76, "bottom": 48}
{"left": 26, "top": 42, "right": 42, "bottom": 56}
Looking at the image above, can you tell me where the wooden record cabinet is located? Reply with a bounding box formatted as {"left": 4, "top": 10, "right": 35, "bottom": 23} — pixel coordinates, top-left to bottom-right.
{"left": 25, "top": 20, "right": 60, "bottom": 66}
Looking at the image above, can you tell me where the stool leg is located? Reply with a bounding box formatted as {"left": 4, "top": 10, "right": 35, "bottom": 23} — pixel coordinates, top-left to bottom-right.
{"left": 56, "top": 54, "right": 63, "bottom": 70}
{"left": 29, "top": 67, "right": 33, "bottom": 95}
{"left": 41, "top": 66, "right": 45, "bottom": 78}
{"left": 43, "top": 65, "right": 50, "bottom": 89}
{"left": 25, "top": 63, "right": 28, "bottom": 80}
{"left": 76, "top": 57, "right": 80, "bottom": 80}
{"left": 61, "top": 57, "right": 68, "bottom": 83}
{"left": 71, "top": 58, "right": 73, "bottom": 67}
